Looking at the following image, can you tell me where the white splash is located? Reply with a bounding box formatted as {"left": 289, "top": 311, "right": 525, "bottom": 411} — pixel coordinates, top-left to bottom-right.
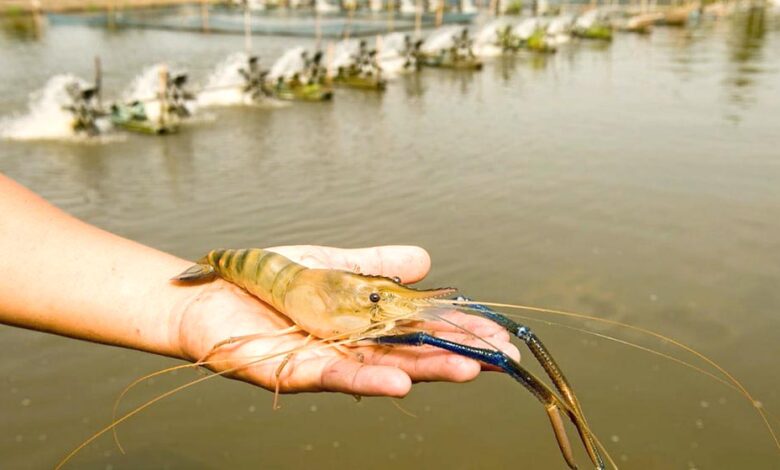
{"left": 122, "top": 64, "right": 197, "bottom": 122}
{"left": 378, "top": 33, "right": 408, "bottom": 76}
{"left": 268, "top": 47, "right": 307, "bottom": 81}
{"left": 474, "top": 19, "right": 509, "bottom": 57}
{"left": 461, "top": 0, "right": 477, "bottom": 14}
{"left": 381, "top": 32, "right": 409, "bottom": 54}
{"left": 369, "top": 0, "right": 383, "bottom": 12}
{"left": 1, "top": 75, "right": 109, "bottom": 141}
{"left": 198, "top": 52, "right": 252, "bottom": 107}
{"left": 247, "top": 0, "right": 267, "bottom": 11}
{"left": 378, "top": 33, "right": 418, "bottom": 77}
{"left": 331, "top": 40, "right": 359, "bottom": 71}
{"left": 399, "top": 0, "right": 420, "bottom": 15}
{"left": 315, "top": 0, "right": 339, "bottom": 14}
{"left": 546, "top": 15, "right": 573, "bottom": 45}
{"left": 421, "top": 26, "right": 462, "bottom": 54}
{"left": 575, "top": 10, "right": 599, "bottom": 30}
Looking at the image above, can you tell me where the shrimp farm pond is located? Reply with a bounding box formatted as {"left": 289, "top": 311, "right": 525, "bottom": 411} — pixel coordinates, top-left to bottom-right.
{"left": 1, "top": 3, "right": 780, "bottom": 469}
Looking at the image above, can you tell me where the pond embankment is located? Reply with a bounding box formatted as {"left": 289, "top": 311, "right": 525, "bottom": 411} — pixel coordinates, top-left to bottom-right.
{"left": 1, "top": 0, "right": 217, "bottom": 15}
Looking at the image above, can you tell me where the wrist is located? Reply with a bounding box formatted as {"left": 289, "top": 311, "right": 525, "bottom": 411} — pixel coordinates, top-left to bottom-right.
{"left": 165, "top": 278, "right": 247, "bottom": 362}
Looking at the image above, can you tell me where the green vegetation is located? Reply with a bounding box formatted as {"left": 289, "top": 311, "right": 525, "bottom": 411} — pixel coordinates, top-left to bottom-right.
{"left": 575, "top": 25, "right": 613, "bottom": 41}
{"left": 504, "top": 0, "right": 523, "bottom": 16}
{"left": 526, "top": 29, "right": 555, "bottom": 53}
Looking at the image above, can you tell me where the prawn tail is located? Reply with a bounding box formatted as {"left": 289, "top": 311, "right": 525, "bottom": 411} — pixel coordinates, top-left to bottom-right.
{"left": 171, "top": 263, "right": 215, "bottom": 282}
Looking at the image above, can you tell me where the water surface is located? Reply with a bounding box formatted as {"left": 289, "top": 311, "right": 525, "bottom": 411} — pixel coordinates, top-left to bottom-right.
{"left": 1, "top": 12, "right": 779, "bottom": 469}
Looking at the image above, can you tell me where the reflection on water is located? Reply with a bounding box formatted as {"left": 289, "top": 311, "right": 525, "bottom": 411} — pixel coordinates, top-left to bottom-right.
{"left": 724, "top": 8, "right": 768, "bottom": 119}
{"left": 0, "top": 12, "right": 43, "bottom": 41}
{"left": 400, "top": 71, "right": 426, "bottom": 99}
{"left": 494, "top": 54, "right": 519, "bottom": 83}
{"left": 1, "top": 12, "right": 780, "bottom": 470}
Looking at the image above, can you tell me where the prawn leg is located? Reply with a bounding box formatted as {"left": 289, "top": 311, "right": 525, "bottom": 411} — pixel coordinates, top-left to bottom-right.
{"left": 374, "top": 332, "right": 597, "bottom": 470}
{"left": 454, "top": 297, "right": 605, "bottom": 470}
{"left": 197, "top": 325, "right": 302, "bottom": 364}
{"left": 272, "top": 334, "right": 313, "bottom": 410}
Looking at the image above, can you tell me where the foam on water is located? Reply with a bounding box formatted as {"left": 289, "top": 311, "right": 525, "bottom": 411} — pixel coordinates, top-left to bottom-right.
{"left": 198, "top": 52, "right": 252, "bottom": 107}
{"left": 331, "top": 40, "right": 359, "bottom": 71}
{"left": 513, "top": 18, "right": 540, "bottom": 40}
{"left": 377, "top": 33, "right": 412, "bottom": 77}
{"left": 474, "top": 19, "right": 510, "bottom": 58}
{"left": 268, "top": 46, "right": 307, "bottom": 81}
{"left": 198, "top": 53, "right": 289, "bottom": 109}
{"left": 1, "top": 75, "right": 111, "bottom": 141}
{"left": 399, "top": 0, "right": 419, "bottom": 15}
{"left": 421, "top": 26, "right": 462, "bottom": 53}
{"left": 122, "top": 64, "right": 198, "bottom": 122}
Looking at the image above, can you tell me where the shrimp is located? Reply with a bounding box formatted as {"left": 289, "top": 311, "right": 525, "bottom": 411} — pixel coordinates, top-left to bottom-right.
{"left": 57, "top": 248, "right": 780, "bottom": 469}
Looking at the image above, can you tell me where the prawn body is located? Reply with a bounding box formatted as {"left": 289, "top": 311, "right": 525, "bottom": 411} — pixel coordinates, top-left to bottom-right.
{"left": 174, "top": 248, "right": 455, "bottom": 338}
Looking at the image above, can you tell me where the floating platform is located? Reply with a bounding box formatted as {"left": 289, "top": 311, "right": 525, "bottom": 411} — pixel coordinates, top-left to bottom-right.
{"left": 47, "top": 5, "right": 476, "bottom": 38}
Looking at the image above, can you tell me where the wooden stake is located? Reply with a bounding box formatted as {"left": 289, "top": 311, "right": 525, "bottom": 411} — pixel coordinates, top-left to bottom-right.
{"left": 244, "top": 2, "right": 252, "bottom": 54}
{"left": 201, "top": 0, "right": 210, "bottom": 33}
{"left": 414, "top": 0, "right": 422, "bottom": 38}
{"left": 158, "top": 65, "right": 168, "bottom": 127}
{"left": 316, "top": 11, "right": 322, "bottom": 50}
{"left": 94, "top": 56, "right": 102, "bottom": 109}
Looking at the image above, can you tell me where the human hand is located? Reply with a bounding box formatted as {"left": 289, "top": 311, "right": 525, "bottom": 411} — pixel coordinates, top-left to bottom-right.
{"left": 172, "top": 245, "right": 519, "bottom": 398}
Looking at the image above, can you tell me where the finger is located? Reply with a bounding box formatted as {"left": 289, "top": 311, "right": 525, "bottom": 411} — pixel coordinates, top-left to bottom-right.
{"left": 411, "top": 310, "right": 511, "bottom": 341}
{"left": 267, "top": 245, "right": 431, "bottom": 283}
{"left": 242, "top": 355, "right": 414, "bottom": 397}
{"left": 363, "top": 344, "right": 482, "bottom": 383}
{"left": 319, "top": 359, "right": 412, "bottom": 397}
{"left": 360, "top": 332, "right": 520, "bottom": 383}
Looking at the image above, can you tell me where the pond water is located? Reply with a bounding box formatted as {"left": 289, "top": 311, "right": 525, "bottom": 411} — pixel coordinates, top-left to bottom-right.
{"left": 1, "top": 10, "right": 779, "bottom": 469}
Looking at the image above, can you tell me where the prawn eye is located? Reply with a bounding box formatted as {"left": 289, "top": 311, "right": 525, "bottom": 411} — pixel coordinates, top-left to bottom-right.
{"left": 369, "top": 293, "right": 381, "bottom": 303}
{"left": 392, "top": 276, "right": 401, "bottom": 283}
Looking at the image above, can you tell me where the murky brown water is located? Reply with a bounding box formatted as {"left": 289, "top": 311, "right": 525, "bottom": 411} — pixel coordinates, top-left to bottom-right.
{"left": 1, "top": 10, "right": 779, "bottom": 469}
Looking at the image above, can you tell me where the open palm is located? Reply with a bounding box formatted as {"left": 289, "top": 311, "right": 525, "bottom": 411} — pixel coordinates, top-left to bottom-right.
{"left": 174, "top": 245, "right": 519, "bottom": 398}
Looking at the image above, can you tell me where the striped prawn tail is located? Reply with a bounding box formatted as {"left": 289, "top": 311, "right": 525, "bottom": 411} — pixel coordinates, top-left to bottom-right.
{"left": 171, "top": 249, "right": 227, "bottom": 282}
{"left": 171, "top": 248, "right": 307, "bottom": 310}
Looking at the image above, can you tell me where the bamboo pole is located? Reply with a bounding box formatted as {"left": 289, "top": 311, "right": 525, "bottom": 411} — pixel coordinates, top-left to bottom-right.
{"left": 158, "top": 65, "right": 168, "bottom": 128}
{"left": 414, "top": 0, "right": 422, "bottom": 38}
{"left": 30, "top": 0, "right": 43, "bottom": 38}
{"left": 344, "top": 4, "right": 354, "bottom": 39}
{"left": 94, "top": 56, "right": 102, "bottom": 109}
{"left": 201, "top": 0, "right": 209, "bottom": 33}
{"left": 315, "top": 11, "right": 322, "bottom": 50}
{"left": 326, "top": 41, "right": 334, "bottom": 78}
{"left": 244, "top": 2, "right": 252, "bottom": 53}
{"left": 107, "top": 0, "right": 116, "bottom": 29}
{"left": 387, "top": 0, "right": 394, "bottom": 32}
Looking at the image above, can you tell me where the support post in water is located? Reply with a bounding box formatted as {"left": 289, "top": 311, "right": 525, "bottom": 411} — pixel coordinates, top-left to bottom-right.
{"left": 201, "top": 0, "right": 210, "bottom": 33}
{"left": 387, "top": 0, "right": 395, "bottom": 32}
{"left": 244, "top": 1, "right": 252, "bottom": 54}
{"left": 158, "top": 64, "right": 168, "bottom": 128}
{"left": 315, "top": 12, "right": 322, "bottom": 50}
{"left": 415, "top": 0, "right": 422, "bottom": 38}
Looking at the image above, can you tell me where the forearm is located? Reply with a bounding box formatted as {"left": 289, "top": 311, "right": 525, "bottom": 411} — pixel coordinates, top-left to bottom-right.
{"left": 0, "top": 173, "right": 193, "bottom": 357}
